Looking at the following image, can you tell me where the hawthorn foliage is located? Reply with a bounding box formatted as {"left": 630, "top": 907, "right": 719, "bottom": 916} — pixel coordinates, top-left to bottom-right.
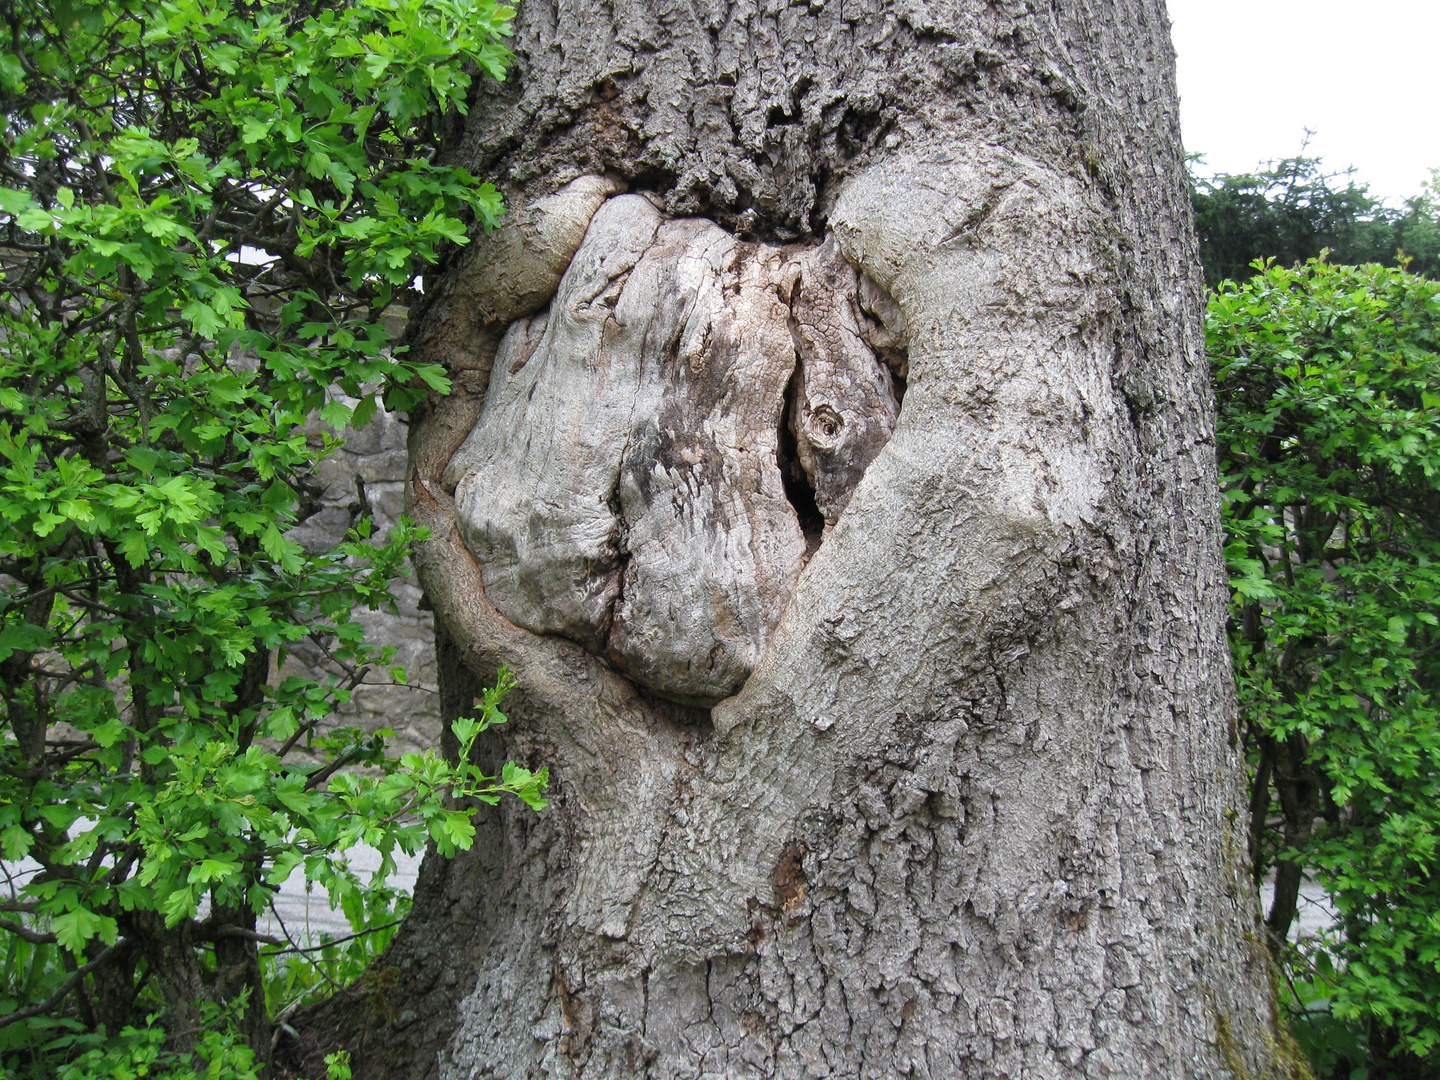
{"left": 1212, "top": 259, "right": 1440, "bottom": 1076}
{"left": 0, "top": 0, "right": 544, "bottom": 1073}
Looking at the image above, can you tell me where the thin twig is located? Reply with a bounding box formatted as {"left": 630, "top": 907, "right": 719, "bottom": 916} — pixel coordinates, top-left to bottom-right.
{"left": 303, "top": 747, "right": 362, "bottom": 791}
{"left": 55, "top": 587, "right": 127, "bottom": 618}
{"left": 258, "top": 917, "right": 402, "bottom": 957}
{"left": 266, "top": 898, "right": 345, "bottom": 995}
{"left": 275, "top": 719, "right": 318, "bottom": 761}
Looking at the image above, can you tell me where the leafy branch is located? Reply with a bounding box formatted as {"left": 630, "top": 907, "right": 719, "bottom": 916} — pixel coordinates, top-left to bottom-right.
{"left": 0, "top": 0, "right": 532, "bottom": 1072}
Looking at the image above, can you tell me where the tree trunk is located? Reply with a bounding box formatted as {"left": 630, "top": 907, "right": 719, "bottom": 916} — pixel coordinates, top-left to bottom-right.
{"left": 306, "top": 1, "right": 1304, "bottom": 1076}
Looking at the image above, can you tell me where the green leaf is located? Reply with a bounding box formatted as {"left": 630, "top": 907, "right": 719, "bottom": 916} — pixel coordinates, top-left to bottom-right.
{"left": 189, "top": 859, "right": 237, "bottom": 885}
{"left": 451, "top": 716, "right": 479, "bottom": 745}
{"left": 350, "top": 393, "right": 379, "bottom": 429}
{"left": 0, "top": 623, "right": 49, "bottom": 662}
{"left": 320, "top": 398, "right": 353, "bottom": 430}
{"left": 266, "top": 850, "right": 303, "bottom": 887}
{"left": 0, "top": 187, "right": 33, "bottom": 215}
{"left": 15, "top": 207, "right": 54, "bottom": 231}
{"left": 241, "top": 115, "right": 272, "bottom": 144}
{"left": 52, "top": 908, "right": 117, "bottom": 953}
{"left": 412, "top": 364, "right": 451, "bottom": 393}
{"left": 118, "top": 530, "right": 150, "bottom": 567}
{"left": 0, "top": 824, "right": 33, "bottom": 861}
{"left": 260, "top": 523, "right": 289, "bottom": 563}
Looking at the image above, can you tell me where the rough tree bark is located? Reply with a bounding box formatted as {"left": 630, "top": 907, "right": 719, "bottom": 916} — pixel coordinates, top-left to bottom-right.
{"left": 304, "top": 0, "right": 1304, "bottom": 1076}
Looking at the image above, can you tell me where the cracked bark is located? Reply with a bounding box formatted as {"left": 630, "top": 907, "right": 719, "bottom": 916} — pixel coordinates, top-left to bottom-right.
{"left": 297, "top": 0, "right": 1300, "bottom": 1077}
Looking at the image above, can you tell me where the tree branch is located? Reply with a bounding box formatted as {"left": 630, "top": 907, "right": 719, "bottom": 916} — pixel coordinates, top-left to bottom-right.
{"left": 0, "top": 939, "right": 129, "bottom": 1028}
{"left": 203, "top": 924, "right": 284, "bottom": 946}
{"left": 0, "top": 918, "right": 56, "bottom": 945}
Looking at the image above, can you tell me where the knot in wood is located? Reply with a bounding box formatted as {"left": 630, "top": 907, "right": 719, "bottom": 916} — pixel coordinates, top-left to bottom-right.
{"left": 448, "top": 195, "right": 905, "bottom": 706}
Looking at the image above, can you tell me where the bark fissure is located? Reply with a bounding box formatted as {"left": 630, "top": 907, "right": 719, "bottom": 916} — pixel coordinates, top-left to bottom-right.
{"left": 777, "top": 354, "right": 825, "bottom": 558}
{"left": 601, "top": 469, "right": 632, "bottom": 667}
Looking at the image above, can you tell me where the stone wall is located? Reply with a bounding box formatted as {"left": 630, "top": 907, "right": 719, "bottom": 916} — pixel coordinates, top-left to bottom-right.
{"left": 285, "top": 402, "right": 442, "bottom": 756}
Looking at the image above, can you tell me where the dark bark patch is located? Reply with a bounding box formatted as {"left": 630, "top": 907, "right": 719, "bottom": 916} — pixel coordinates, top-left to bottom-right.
{"left": 554, "top": 960, "right": 594, "bottom": 1061}
{"left": 773, "top": 841, "right": 809, "bottom": 915}
{"left": 623, "top": 164, "right": 678, "bottom": 197}
{"left": 838, "top": 105, "right": 883, "bottom": 152}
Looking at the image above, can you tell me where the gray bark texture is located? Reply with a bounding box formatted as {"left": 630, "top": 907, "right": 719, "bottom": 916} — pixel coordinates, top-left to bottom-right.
{"left": 298, "top": 1, "right": 1303, "bottom": 1077}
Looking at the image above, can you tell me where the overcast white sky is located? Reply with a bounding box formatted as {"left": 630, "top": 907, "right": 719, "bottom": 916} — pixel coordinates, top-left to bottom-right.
{"left": 1167, "top": 0, "right": 1439, "bottom": 205}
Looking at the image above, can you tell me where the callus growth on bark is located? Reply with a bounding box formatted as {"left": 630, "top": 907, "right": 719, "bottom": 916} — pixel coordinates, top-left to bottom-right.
{"left": 304, "top": 1, "right": 1302, "bottom": 1077}
{"left": 446, "top": 195, "right": 900, "bottom": 705}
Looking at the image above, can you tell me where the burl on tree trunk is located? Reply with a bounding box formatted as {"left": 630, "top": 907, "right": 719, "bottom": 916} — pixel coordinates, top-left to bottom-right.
{"left": 300, "top": 1, "right": 1303, "bottom": 1077}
